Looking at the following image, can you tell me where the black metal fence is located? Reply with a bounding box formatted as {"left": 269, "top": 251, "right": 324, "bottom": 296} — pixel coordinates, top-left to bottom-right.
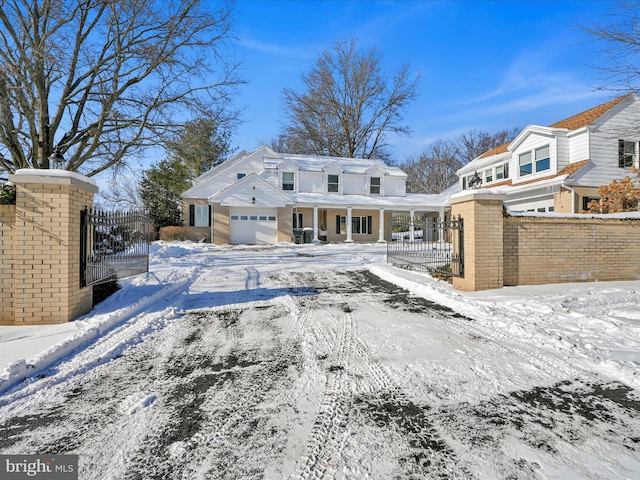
{"left": 80, "top": 207, "right": 152, "bottom": 287}
{"left": 387, "top": 215, "right": 464, "bottom": 278}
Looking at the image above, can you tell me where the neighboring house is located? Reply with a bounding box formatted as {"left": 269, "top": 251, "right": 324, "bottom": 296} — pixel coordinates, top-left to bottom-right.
{"left": 181, "top": 146, "right": 449, "bottom": 244}
{"left": 456, "top": 94, "right": 640, "bottom": 213}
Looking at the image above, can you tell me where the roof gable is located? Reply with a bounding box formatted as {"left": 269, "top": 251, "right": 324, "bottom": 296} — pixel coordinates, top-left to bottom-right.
{"left": 322, "top": 161, "right": 344, "bottom": 173}
{"left": 208, "top": 173, "right": 293, "bottom": 208}
{"left": 275, "top": 158, "right": 300, "bottom": 171}
{"left": 549, "top": 95, "right": 630, "bottom": 130}
{"left": 476, "top": 94, "right": 634, "bottom": 161}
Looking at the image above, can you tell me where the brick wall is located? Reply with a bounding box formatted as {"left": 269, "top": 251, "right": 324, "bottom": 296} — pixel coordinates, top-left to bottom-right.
{"left": 1, "top": 170, "right": 97, "bottom": 325}
{"left": 504, "top": 216, "right": 640, "bottom": 285}
{"left": 0, "top": 204, "right": 15, "bottom": 324}
{"left": 450, "top": 191, "right": 640, "bottom": 291}
{"left": 451, "top": 193, "right": 505, "bottom": 291}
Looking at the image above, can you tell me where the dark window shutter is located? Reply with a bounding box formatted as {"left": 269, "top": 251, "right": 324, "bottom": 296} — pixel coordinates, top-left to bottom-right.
{"left": 619, "top": 139, "right": 625, "bottom": 168}
{"left": 208, "top": 205, "right": 212, "bottom": 227}
{"left": 367, "top": 216, "right": 373, "bottom": 234}
{"left": 189, "top": 205, "right": 195, "bottom": 226}
{"left": 336, "top": 215, "right": 341, "bottom": 234}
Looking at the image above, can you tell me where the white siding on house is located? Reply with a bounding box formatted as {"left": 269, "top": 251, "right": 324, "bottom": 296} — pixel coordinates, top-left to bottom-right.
{"left": 343, "top": 174, "right": 366, "bottom": 195}
{"left": 386, "top": 176, "right": 406, "bottom": 196}
{"left": 299, "top": 171, "right": 324, "bottom": 193}
{"left": 511, "top": 132, "right": 557, "bottom": 185}
{"left": 578, "top": 99, "right": 640, "bottom": 186}
{"left": 556, "top": 133, "right": 571, "bottom": 171}
{"left": 567, "top": 130, "right": 589, "bottom": 166}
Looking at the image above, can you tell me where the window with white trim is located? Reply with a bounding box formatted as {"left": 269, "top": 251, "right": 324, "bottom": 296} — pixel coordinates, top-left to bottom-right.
{"left": 328, "top": 174, "right": 339, "bottom": 193}
{"left": 619, "top": 140, "right": 638, "bottom": 168}
{"left": 282, "top": 172, "right": 295, "bottom": 190}
{"left": 535, "top": 146, "right": 550, "bottom": 172}
{"left": 495, "top": 163, "right": 507, "bottom": 180}
{"left": 194, "top": 205, "right": 209, "bottom": 227}
{"left": 519, "top": 151, "right": 532, "bottom": 176}
{"left": 519, "top": 145, "right": 550, "bottom": 177}
{"left": 370, "top": 177, "right": 381, "bottom": 195}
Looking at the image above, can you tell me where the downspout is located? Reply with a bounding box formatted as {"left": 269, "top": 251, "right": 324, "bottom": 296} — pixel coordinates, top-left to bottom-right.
{"left": 562, "top": 186, "right": 576, "bottom": 213}
{"left": 210, "top": 201, "right": 214, "bottom": 243}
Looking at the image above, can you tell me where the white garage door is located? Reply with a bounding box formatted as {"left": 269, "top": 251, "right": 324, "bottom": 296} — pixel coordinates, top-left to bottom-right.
{"left": 229, "top": 208, "right": 278, "bottom": 245}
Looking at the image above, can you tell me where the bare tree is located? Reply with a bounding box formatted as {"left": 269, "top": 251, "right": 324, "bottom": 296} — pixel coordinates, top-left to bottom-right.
{"left": 455, "top": 128, "right": 520, "bottom": 165}
{"left": 403, "top": 140, "right": 461, "bottom": 194}
{"left": 96, "top": 169, "right": 144, "bottom": 210}
{"left": 280, "top": 38, "right": 419, "bottom": 161}
{"left": 0, "top": 0, "right": 242, "bottom": 176}
{"left": 403, "top": 128, "right": 520, "bottom": 193}
{"left": 582, "top": 3, "right": 640, "bottom": 93}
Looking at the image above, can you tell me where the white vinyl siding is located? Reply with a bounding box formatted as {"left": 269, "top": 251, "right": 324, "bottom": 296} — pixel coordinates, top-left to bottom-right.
{"left": 583, "top": 97, "right": 640, "bottom": 186}
{"left": 342, "top": 174, "right": 365, "bottom": 195}
{"left": 299, "top": 171, "right": 324, "bottom": 193}
{"left": 385, "top": 176, "right": 406, "bottom": 196}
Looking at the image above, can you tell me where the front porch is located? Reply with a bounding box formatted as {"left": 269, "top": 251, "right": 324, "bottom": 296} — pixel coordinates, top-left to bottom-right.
{"left": 290, "top": 203, "right": 450, "bottom": 244}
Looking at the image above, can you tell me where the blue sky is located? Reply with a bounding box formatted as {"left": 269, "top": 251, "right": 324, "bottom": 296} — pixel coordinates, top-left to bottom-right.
{"left": 230, "top": 0, "right": 617, "bottom": 161}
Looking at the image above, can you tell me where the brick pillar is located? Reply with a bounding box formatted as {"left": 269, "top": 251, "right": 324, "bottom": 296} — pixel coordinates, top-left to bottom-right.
{"left": 0, "top": 204, "right": 16, "bottom": 324}
{"left": 9, "top": 169, "right": 98, "bottom": 325}
{"left": 450, "top": 191, "right": 506, "bottom": 292}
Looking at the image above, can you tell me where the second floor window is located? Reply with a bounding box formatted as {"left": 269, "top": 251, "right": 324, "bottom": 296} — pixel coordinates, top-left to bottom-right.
{"left": 370, "top": 177, "right": 381, "bottom": 195}
{"left": 282, "top": 172, "right": 294, "bottom": 190}
{"left": 619, "top": 140, "right": 637, "bottom": 168}
{"left": 519, "top": 145, "right": 550, "bottom": 177}
{"left": 535, "top": 146, "right": 550, "bottom": 172}
{"left": 328, "top": 174, "right": 339, "bottom": 193}
{"left": 519, "top": 152, "right": 533, "bottom": 176}
{"left": 495, "top": 163, "right": 508, "bottom": 180}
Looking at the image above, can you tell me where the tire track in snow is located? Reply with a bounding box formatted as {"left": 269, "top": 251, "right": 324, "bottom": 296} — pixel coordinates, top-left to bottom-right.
{"left": 289, "top": 270, "right": 475, "bottom": 480}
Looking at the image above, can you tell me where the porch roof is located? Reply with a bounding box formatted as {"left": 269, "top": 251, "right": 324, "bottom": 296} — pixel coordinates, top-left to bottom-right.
{"left": 289, "top": 192, "right": 450, "bottom": 211}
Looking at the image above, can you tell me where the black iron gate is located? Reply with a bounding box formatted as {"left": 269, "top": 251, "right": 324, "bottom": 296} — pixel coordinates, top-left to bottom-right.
{"left": 387, "top": 215, "right": 464, "bottom": 278}
{"left": 80, "top": 207, "right": 152, "bottom": 287}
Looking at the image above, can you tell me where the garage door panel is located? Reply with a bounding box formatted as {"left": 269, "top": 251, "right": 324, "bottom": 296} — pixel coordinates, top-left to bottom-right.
{"left": 230, "top": 208, "right": 277, "bottom": 244}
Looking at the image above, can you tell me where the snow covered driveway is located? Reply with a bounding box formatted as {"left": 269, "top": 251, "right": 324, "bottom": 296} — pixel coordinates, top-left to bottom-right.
{"left": 1, "top": 242, "right": 639, "bottom": 479}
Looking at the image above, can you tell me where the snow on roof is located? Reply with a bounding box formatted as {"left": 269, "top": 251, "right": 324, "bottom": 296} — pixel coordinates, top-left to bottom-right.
{"left": 290, "top": 192, "right": 449, "bottom": 209}
{"left": 278, "top": 153, "right": 406, "bottom": 177}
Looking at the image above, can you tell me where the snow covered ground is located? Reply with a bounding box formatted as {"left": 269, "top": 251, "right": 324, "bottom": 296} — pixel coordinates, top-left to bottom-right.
{"left": 0, "top": 241, "right": 639, "bottom": 479}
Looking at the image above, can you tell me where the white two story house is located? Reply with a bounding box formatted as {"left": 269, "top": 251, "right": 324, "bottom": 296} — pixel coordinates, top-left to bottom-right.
{"left": 457, "top": 94, "right": 640, "bottom": 213}
{"left": 181, "top": 146, "right": 450, "bottom": 244}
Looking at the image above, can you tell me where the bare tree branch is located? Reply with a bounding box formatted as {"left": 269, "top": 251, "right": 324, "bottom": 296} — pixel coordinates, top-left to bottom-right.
{"left": 0, "top": 0, "right": 243, "bottom": 176}
{"left": 280, "top": 37, "right": 419, "bottom": 162}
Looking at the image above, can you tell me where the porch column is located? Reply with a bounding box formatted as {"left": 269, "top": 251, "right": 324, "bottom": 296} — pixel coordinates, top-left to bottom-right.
{"left": 438, "top": 206, "right": 446, "bottom": 242}
{"left": 345, "top": 207, "right": 353, "bottom": 242}
{"left": 377, "top": 208, "right": 385, "bottom": 242}
{"left": 313, "top": 206, "right": 319, "bottom": 241}
{"left": 409, "top": 209, "right": 415, "bottom": 241}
